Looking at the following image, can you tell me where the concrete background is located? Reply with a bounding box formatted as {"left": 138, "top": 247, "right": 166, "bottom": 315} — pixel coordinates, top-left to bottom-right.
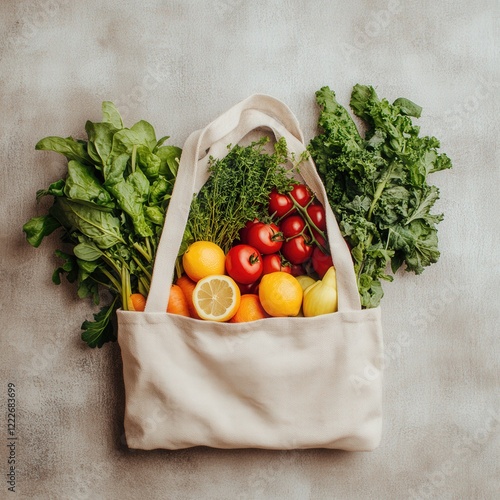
{"left": 1, "top": 0, "right": 499, "bottom": 498}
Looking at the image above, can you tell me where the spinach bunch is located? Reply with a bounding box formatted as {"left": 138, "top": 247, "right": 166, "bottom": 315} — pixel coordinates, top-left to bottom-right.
{"left": 309, "top": 85, "right": 452, "bottom": 308}
{"left": 23, "top": 102, "right": 181, "bottom": 347}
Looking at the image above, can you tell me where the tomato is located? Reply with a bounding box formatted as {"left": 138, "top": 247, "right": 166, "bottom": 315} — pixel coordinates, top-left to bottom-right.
{"left": 306, "top": 203, "right": 326, "bottom": 231}
{"left": 262, "top": 254, "right": 292, "bottom": 275}
{"left": 280, "top": 215, "right": 306, "bottom": 239}
{"left": 236, "top": 280, "right": 260, "bottom": 295}
{"left": 312, "top": 246, "right": 334, "bottom": 278}
{"left": 290, "top": 184, "right": 312, "bottom": 208}
{"left": 238, "top": 219, "right": 260, "bottom": 244}
{"left": 268, "top": 190, "right": 294, "bottom": 218}
{"left": 281, "top": 236, "right": 313, "bottom": 264}
{"left": 225, "top": 245, "right": 263, "bottom": 284}
{"left": 290, "top": 263, "right": 305, "bottom": 277}
{"left": 247, "top": 222, "right": 283, "bottom": 255}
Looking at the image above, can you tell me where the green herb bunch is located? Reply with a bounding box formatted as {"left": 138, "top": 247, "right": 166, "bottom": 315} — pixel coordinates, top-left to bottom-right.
{"left": 183, "top": 137, "right": 296, "bottom": 256}
{"left": 23, "top": 102, "right": 181, "bottom": 347}
{"left": 309, "top": 85, "right": 452, "bottom": 308}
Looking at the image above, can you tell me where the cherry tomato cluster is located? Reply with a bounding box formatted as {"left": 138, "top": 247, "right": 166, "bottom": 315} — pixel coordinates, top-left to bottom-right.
{"left": 225, "top": 184, "right": 334, "bottom": 294}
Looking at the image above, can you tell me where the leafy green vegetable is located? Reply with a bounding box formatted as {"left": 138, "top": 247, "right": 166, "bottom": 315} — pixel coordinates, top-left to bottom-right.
{"left": 81, "top": 298, "right": 119, "bottom": 348}
{"left": 23, "top": 102, "right": 181, "bottom": 347}
{"left": 23, "top": 214, "right": 61, "bottom": 248}
{"left": 35, "top": 136, "right": 92, "bottom": 165}
{"left": 309, "top": 85, "right": 452, "bottom": 308}
{"left": 184, "top": 137, "right": 296, "bottom": 255}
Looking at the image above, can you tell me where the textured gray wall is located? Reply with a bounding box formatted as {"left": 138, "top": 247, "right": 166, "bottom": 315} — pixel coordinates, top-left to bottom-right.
{"left": 1, "top": 0, "right": 499, "bottom": 498}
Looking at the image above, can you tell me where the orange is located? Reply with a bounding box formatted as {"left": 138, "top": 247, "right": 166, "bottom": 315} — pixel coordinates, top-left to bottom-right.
{"left": 175, "top": 274, "right": 201, "bottom": 319}
{"left": 229, "top": 294, "right": 269, "bottom": 323}
{"left": 129, "top": 293, "right": 146, "bottom": 311}
{"left": 259, "top": 272, "right": 303, "bottom": 317}
{"left": 192, "top": 275, "right": 240, "bottom": 322}
{"left": 182, "top": 241, "right": 226, "bottom": 282}
{"left": 167, "top": 284, "right": 190, "bottom": 317}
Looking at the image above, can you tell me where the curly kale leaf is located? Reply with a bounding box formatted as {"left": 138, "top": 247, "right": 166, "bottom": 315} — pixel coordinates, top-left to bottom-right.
{"left": 309, "top": 85, "right": 452, "bottom": 307}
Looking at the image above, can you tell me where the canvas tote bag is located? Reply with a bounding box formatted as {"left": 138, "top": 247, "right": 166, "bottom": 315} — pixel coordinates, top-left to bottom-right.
{"left": 117, "top": 95, "right": 383, "bottom": 451}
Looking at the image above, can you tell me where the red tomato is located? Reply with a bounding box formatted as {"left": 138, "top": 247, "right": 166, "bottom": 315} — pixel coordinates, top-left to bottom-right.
{"left": 225, "top": 245, "right": 263, "bottom": 284}
{"left": 268, "top": 190, "right": 294, "bottom": 218}
{"left": 262, "top": 254, "right": 292, "bottom": 275}
{"left": 306, "top": 204, "right": 326, "bottom": 231}
{"left": 281, "top": 236, "right": 313, "bottom": 264}
{"left": 280, "top": 215, "right": 306, "bottom": 239}
{"left": 247, "top": 222, "right": 283, "bottom": 255}
{"left": 238, "top": 219, "right": 259, "bottom": 244}
{"left": 290, "top": 184, "right": 312, "bottom": 208}
{"left": 290, "top": 264, "right": 305, "bottom": 276}
{"left": 236, "top": 280, "right": 260, "bottom": 295}
{"left": 312, "top": 247, "right": 334, "bottom": 278}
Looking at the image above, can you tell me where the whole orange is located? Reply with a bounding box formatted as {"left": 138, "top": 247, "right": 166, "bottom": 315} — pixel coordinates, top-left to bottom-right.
{"left": 229, "top": 294, "right": 269, "bottom": 323}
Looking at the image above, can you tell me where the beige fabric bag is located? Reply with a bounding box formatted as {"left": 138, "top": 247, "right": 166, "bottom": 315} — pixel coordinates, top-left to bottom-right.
{"left": 117, "top": 95, "right": 383, "bottom": 451}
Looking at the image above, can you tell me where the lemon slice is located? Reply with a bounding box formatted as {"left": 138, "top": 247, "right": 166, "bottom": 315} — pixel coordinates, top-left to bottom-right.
{"left": 193, "top": 275, "right": 241, "bottom": 322}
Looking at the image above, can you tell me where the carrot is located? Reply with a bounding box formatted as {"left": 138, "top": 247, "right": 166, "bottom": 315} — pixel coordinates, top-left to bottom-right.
{"left": 167, "top": 284, "right": 190, "bottom": 317}
{"left": 175, "top": 274, "right": 201, "bottom": 319}
{"left": 129, "top": 293, "right": 146, "bottom": 312}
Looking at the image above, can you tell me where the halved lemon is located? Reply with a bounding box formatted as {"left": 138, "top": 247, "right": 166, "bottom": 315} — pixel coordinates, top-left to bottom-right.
{"left": 193, "top": 275, "right": 241, "bottom": 322}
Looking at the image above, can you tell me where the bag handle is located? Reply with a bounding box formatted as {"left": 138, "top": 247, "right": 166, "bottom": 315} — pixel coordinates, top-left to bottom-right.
{"left": 145, "top": 95, "right": 361, "bottom": 313}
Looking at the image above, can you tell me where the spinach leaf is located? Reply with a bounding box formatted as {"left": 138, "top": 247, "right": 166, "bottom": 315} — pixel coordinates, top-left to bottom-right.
{"left": 22, "top": 214, "right": 61, "bottom": 247}
{"left": 35, "top": 136, "right": 92, "bottom": 165}
{"left": 136, "top": 146, "right": 161, "bottom": 179}
{"left": 131, "top": 120, "right": 157, "bottom": 150}
{"left": 103, "top": 153, "right": 129, "bottom": 186}
{"left": 144, "top": 206, "right": 165, "bottom": 226}
{"left": 36, "top": 179, "right": 66, "bottom": 199}
{"left": 52, "top": 249, "right": 78, "bottom": 285}
{"left": 73, "top": 241, "right": 103, "bottom": 261}
{"left": 107, "top": 176, "right": 153, "bottom": 238}
{"left": 101, "top": 101, "right": 124, "bottom": 129}
{"left": 81, "top": 298, "right": 118, "bottom": 348}
{"left": 85, "top": 121, "right": 117, "bottom": 166}
{"left": 156, "top": 145, "right": 182, "bottom": 178}
{"left": 64, "top": 160, "right": 115, "bottom": 209}
{"left": 49, "top": 197, "right": 124, "bottom": 249}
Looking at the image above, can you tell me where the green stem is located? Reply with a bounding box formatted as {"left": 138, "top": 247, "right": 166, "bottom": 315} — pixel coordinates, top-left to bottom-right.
{"left": 133, "top": 242, "right": 152, "bottom": 262}
{"left": 101, "top": 252, "right": 122, "bottom": 276}
{"left": 289, "top": 197, "right": 328, "bottom": 254}
{"left": 131, "top": 144, "right": 138, "bottom": 173}
{"left": 367, "top": 162, "right": 395, "bottom": 222}
{"left": 145, "top": 237, "right": 153, "bottom": 260}
{"left": 120, "top": 265, "right": 131, "bottom": 311}
{"left": 131, "top": 254, "right": 152, "bottom": 281}
{"left": 138, "top": 276, "right": 150, "bottom": 295}
{"left": 100, "top": 268, "right": 122, "bottom": 294}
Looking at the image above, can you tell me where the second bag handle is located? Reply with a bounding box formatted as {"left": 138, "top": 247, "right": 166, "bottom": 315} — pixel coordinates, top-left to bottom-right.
{"left": 145, "top": 95, "right": 361, "bottom": 313}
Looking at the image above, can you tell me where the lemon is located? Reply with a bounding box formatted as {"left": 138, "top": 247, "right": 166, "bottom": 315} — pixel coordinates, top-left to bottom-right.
{"left": 295, "top": 275, "right": 316, "bottom": 292}
{"left": 182, "top": 241, "right": 226, "bottom": 282}
{"left": 193, "top": 275, "right": 241, "bottom": 322}
{"left": 259, "top": 272, "right": 303, "bottom": 317}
